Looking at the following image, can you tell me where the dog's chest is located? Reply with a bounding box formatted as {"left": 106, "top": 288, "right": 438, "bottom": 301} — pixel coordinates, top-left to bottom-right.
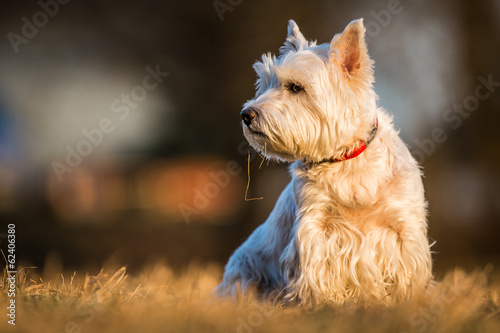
{"left": 292, "top": 168, "right": 394, "bottom": 235}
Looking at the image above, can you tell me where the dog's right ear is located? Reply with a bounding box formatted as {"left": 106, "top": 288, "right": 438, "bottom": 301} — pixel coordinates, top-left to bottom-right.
{"left": 279, "top": 20, "right": 308, "bottom": 55}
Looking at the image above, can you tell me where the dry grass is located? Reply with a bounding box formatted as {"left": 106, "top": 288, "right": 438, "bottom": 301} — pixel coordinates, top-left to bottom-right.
{"left": 1, "top": 262, "right": 500, "bottom": 333}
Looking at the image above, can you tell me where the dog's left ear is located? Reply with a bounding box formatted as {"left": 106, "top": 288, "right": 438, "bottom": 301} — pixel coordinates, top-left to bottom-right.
{"left": 279, "top": 20, "right": 308, "bottom": 55}
{"left": 330, "top": 19, "right": 371, "bottom": 76}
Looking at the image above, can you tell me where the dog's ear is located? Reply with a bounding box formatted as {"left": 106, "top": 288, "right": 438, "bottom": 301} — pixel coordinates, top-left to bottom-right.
{"left": 330, "top": 19, "right": 371, "bottom": 76}
{"left": 279, "top": 20, "right": 308, "bottom": 55}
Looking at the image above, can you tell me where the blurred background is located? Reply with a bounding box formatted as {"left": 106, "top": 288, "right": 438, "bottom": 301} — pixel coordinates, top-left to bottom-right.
{"left": 0, "top": 0, "right": 499, "bottom": 276}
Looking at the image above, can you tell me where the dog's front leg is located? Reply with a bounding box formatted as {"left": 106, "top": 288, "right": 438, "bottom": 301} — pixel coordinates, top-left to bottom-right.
{"left": 281, "top": 205, "right": 369, "bottom": 306}
{"left": 216, "top": 182, "right": 296, "bottom": 300}
{"left": 280, "top": 211, "right": 334, "bottom": 305}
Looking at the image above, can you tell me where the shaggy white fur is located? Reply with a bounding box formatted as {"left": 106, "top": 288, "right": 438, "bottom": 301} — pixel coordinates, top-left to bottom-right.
{"left": 216, "top": 19, "right": 433, "bottom": 306}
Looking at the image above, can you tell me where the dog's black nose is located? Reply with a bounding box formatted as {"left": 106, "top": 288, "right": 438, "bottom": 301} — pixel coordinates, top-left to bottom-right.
{"left": 241, "top": 108, "right": 257, "bottom": 126}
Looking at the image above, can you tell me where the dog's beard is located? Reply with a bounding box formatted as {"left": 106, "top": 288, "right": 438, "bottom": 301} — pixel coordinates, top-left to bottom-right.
{"left": 242, "top": 125, "right": 298, "bottom": 162}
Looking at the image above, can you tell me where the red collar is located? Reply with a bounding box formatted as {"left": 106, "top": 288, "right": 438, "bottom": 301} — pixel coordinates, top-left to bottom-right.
{"left": 310, "top": 118, "right": 379, "bottom": 165}
{"left": 332, "top": 118, "right": 379, "bottom": 162}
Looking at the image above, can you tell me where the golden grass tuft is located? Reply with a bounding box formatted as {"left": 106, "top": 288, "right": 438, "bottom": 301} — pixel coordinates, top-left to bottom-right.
{"left": 1, "top": 262, "right": 500, "bottom": 332}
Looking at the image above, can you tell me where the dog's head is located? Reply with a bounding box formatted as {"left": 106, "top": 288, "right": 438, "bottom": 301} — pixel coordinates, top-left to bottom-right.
{"left": 241, "top": 19, "right": 378, "bottom": 163}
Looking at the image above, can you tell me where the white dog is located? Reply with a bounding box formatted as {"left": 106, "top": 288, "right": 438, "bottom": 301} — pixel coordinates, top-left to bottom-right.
{"left": 217, "top": 19, "right": 433, "bottom": 306}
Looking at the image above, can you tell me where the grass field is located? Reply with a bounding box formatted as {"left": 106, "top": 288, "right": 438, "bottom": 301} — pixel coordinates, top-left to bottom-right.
{"left": 1, "top": 262, "right": 500, "bottom": 333}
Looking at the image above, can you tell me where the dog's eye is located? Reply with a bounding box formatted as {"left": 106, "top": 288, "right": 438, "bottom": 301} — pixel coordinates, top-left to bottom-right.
{"left": 287, "top": 83, "right": 304, "bottom": 93}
